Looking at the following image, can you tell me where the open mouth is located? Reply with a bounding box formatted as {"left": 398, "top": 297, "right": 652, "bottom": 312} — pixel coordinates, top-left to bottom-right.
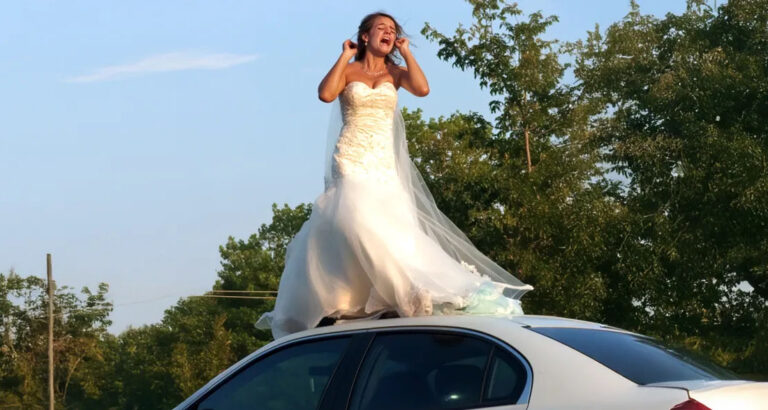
{"left": 381, "top": 38, "right": 391, "bottom": 46}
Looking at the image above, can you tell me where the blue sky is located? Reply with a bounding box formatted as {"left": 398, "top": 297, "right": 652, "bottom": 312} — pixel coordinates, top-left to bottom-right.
{"left": 1, "top": 0, "right": 688, "bottom": 333}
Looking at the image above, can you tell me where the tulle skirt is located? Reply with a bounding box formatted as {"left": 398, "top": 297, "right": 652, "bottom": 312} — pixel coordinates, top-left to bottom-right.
{"left": 256, "top": 175, "right": 523, "bottom": 340}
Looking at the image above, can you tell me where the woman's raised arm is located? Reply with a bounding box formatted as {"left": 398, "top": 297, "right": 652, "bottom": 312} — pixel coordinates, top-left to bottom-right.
{"left": 318, "top": 40, "right": 357, "bottom": 102}
{"left": 394, "top": 38, "right": 429, "bottom": 97}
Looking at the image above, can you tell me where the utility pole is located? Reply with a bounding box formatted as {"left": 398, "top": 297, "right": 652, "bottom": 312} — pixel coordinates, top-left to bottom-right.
{"left": 47, "top": 253, "right": 54, "bottom": 410}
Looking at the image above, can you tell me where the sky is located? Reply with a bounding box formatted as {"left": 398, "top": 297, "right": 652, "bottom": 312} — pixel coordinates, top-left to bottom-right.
{"left": 1, "top": 0, "right": 689, "bottom": 333}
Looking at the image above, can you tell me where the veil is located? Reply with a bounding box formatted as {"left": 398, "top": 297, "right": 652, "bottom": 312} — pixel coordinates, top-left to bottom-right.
{"left": 323, "top": 98, "right": 533, "bottom": 300}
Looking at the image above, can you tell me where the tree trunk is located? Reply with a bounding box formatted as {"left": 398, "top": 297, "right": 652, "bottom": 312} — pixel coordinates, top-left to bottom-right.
{"left": 524, "top": 126, "right": 532, "bottom": 173}
{"left": 522, "top": 93, "right": 533, "bottom": 173}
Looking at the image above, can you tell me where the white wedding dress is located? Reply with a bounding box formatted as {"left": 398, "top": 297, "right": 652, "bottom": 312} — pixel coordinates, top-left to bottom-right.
{"left": 257, "top": 81, "right": 532, "bottom": 339}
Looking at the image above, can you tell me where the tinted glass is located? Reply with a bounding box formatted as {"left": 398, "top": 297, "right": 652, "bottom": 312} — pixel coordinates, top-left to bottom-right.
{"left": 484, "top": 348, "right": 528, "bottom": 403}
{"left": 349, "top": 332, "right": 492, "bottom": 410}
{"left": 530, "top": 327, "right": 737, "bottom": 385}
{"left": 196, "top": 337, "right": 350, "bottom": 410}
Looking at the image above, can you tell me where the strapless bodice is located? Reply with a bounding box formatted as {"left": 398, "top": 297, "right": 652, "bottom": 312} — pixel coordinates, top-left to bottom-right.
{"left": 331, "top": 81, "right": 398, "bottom": 184}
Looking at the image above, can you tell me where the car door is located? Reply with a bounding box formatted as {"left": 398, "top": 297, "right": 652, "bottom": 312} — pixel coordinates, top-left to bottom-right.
{"left": 187, "top": 334, "right": 365, "bottom": 410}
{"left": 347, "top": 329, "right": 531, "bottom": 410}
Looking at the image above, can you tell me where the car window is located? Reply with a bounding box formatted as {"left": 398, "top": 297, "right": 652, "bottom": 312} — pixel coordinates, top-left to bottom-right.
{"left": 195, "top": 337, "right": 350, "bottom": 410}
{"left": 349, "top": 332, "right": 529, "bottom": 410}
{"left": 530, "top": 327, "right": 738, "bottom": 385}
{"left": 484, "top": 347, "right": 528, "bottom": 404}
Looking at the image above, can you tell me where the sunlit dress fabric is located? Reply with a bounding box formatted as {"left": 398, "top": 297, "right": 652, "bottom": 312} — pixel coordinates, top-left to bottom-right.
{"left": 256, "top": 81, "right": 530, "bottom": 340}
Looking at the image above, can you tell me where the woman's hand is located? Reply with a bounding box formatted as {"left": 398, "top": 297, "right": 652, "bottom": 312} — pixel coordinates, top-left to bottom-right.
{"left": 395, "top": 37, "right": 410, "bottom": 55}
{"left": 342, "top": 39, "right": 358, "bottom": 58}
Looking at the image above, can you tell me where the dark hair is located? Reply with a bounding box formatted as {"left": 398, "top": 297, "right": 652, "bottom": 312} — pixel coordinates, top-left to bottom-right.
{"left": 355, "top": 11, "right": 405, "bottom": 65}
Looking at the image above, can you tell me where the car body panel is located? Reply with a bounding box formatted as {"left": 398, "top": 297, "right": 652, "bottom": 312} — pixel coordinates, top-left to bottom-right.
{"left": 687, "top": 381, "right": 768, "bottom": 410}
{"left": 648, "top": 380, "right": 768, "bottom": 410}
{"left": 174, "top": 315, "right": 751, "bottom": 410}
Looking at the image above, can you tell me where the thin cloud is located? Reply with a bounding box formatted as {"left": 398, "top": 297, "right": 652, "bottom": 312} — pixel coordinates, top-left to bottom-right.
{"left": 65, "top": 51, "right": 258, "bottom": 83}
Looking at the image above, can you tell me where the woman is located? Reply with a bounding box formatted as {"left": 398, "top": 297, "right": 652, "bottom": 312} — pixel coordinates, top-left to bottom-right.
{"left": 257, "top": 12, "right": 532, "bottom": 340}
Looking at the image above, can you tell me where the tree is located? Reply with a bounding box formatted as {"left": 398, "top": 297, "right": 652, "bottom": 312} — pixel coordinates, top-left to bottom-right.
{"left": 213, "top": 202, "right": 312, "bottom": 356}
{"left": 170, "top": 314, "right": 233, "bottom": 398}
{"left": 0, "top": 270, "right": 114, "bottom": 409}
{"left": 113, "top": 324, "right": 177, "bottom": 409}
{"left": 423, "top": 0, "right": 576, "bottom": 174}
{"left": 573, "top": 0, "right": 768, "bottom": 375}
{"left": 420, "top": 0, "right": 625, "bottom": 321}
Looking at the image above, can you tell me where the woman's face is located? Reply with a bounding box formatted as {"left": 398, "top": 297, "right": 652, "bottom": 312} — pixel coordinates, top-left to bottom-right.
{"left": 364, "top": 16, "right": 397, "bottom": 56}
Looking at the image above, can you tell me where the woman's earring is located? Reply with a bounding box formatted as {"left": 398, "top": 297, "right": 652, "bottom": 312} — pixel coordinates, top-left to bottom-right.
{"left": 364, "top": 40, "right": 368, "bottom": 46}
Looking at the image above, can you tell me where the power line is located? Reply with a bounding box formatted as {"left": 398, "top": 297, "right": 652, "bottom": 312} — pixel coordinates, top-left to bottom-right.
{"left": 4, "top": 290, "right": 280, "bottom": 323}
{"left": 206, "top": 290, "right": 277, "bottom": 294}
{"left": 191, "top": 294, "right": 276, "bottom": 300}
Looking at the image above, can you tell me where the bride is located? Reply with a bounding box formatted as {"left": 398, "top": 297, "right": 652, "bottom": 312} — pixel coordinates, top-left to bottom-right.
{"left": 257, "top": 12, "right": 532, "bottom": 339}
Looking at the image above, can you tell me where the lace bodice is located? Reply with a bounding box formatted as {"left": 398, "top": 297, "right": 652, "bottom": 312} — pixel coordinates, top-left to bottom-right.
{"left": 331, "top": 81, "right": 398, "bottom": 183}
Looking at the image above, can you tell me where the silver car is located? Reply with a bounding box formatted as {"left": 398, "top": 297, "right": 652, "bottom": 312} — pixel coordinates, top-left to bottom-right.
{"left": 174, "top": 315, "right": 767, "bottom": 410}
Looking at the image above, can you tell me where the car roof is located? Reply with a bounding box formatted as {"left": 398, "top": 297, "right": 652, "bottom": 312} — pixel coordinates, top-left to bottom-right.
{"left": 266, "top": 314, "right": 631, "bottom": 347}
{"left": 509, "top": 314, "right": 627, "bottom": 330}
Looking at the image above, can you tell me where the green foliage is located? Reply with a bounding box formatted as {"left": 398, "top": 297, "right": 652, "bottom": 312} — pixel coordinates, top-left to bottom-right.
{"left": 170, "top": 314, "right": 234, "bottom": 398}
{"left": 420, "top": 0, "right": 627, "bottom": 323}
{"left": 0, "top": 270, "right": 114, "bottom": 409}
{"left": 402, "top": 106, "right": 623, "bottom": 322}
{"left": 212, "top": 202, "right": 312, "bottom": 357}
{"left": 421, "top": 0, "right": 590, "bottom": 172}
{"left": 571, "top": 0, "right": 768, "bottom": 375}
{"left": 112, "top": 324, "right": 176, "bottom": 409}
{"left": 216, "top": 203, "right": 312, "bottom": 294}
